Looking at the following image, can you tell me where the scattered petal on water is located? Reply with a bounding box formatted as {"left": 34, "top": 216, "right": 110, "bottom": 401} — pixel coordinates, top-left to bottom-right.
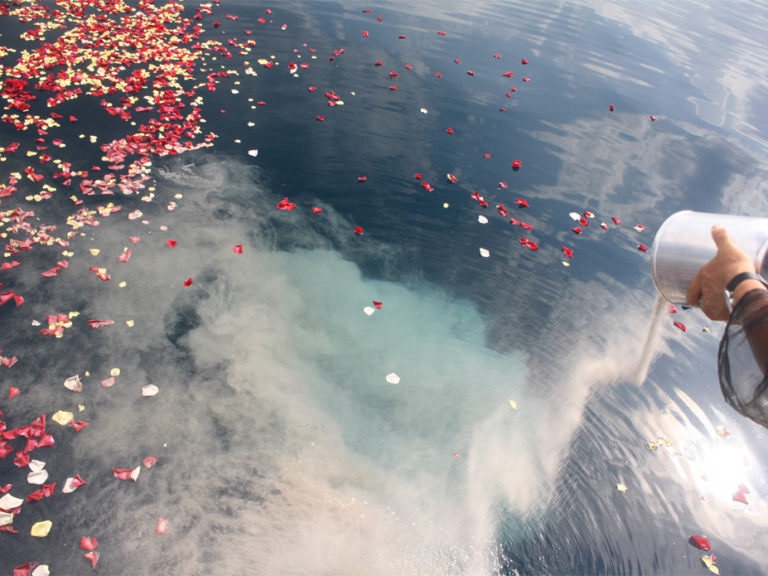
{"left": 113, "top": 467, "right": 141, "bottom": 482}
{"left": 386, "top": 373, "right": 401, "bottom": 384}
{"left": 142, "top": 385, "right": 159, "bottom": 397}
{"left": 156, "top": 517, "right": 169, "bottom": 534}
{"left": 701, "top": 555, "right": 719, "bottom": 575}
{"left": 80, "top": 536, "right": 99, "bottom": 551}
{"left": 52, "top": 411, "right": 74, "bottom": 426}
{"left": 616, "top": 483, "right": 628, "bottom": 493}
{"left": 84, "top": 551, "right": 99, "bottom": 570}
{"left": 479, "top": 248, "right": 490, "bottom": 258}
{"left": 363, "top": 306, "right": 375, "bottom": 316}
{"left": 28, "top": 469, "right": 49, "bottom": 485}
{"left": 732, "top": 487, "right": 748, "bottom": 504}
{"left": 0, "top": 493, "right": 24, "bottom": 510}
{"left": 62, "top": 475, "right": 87, "bottom": 494}
{"left": 689, "top": 536, "right": 711, "bottom": 551}
{"left": 63, "top": 375, "right": 82, "bottom": 392}
{"left": 30, "top": 520, "right": 52, "bottom": 538}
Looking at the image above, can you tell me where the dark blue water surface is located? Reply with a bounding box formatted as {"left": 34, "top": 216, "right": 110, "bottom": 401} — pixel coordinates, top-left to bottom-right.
{"left": 1, "top": 0, "right": 768, "bottom": 574}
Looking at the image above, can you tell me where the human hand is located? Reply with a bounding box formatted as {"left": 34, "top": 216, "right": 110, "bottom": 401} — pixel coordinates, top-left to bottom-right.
{"left": 686, "top": 225, "right": 757, "bottom": 321}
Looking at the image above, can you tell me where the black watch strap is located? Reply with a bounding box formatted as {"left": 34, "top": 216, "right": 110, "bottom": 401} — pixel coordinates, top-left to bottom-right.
{"left": 726, "top": 271, "right": 768, "bottom": 293}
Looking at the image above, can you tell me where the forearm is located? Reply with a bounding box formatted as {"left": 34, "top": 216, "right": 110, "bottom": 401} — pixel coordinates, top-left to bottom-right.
{"left": 732, "top": 287, "right": 768, "bottom": 375}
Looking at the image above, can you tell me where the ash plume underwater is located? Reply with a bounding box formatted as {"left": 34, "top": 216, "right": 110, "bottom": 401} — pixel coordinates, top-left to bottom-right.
{"left": 4, "top": 157, "right": 763, "bottom": 575}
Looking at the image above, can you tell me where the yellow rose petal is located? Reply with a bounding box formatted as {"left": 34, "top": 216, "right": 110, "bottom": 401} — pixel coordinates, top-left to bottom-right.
{"left": 110, "top": 368, "right": 120, "bottom": 377}
{"left": 31, "top": 520, "right": 53, "bottom": 537}
{"left": 51, "top": 410, "right": 74, "bottom": 426}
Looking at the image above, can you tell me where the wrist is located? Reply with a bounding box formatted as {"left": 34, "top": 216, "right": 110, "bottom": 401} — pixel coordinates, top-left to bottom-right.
{"left": 728, "top": 271, "right": 768, "bottom": 306}
{"left": 733, "top": 278, "right": 768, "bottom": 305}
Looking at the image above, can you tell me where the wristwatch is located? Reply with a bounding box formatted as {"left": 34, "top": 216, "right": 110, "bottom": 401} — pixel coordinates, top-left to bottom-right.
{"left": 724, "top": 271, "right": 768, "bottom": 312}
{"left": 726, "top": 271, "right": 768, "bottom": 293}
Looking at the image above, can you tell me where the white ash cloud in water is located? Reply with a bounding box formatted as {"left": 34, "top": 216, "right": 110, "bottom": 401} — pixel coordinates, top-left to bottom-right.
{"left": 3, "top": 157, "right": 679, "bottom": 575}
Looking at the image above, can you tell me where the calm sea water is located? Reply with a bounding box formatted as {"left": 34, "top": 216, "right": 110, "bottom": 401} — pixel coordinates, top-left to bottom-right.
{"left": 1, "top": 0, "right": 767, "bottom": 574}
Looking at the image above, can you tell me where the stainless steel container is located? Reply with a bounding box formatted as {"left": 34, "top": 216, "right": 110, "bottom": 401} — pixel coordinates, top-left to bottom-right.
{"left": 650, "top": 210, "right": 768, "bottom": 304}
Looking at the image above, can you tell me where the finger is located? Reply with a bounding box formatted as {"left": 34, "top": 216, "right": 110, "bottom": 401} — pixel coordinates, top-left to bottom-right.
{"left": 686, "top": 269, "right": 702, "bottom": 306}
{"left": 711, "top": 224, "right": 736, "bottom": 252}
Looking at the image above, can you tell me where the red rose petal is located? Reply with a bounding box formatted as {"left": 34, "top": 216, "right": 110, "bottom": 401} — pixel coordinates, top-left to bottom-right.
{"left": 142, "top": 457, "right": 157, "bottom": 468}
{"left": 156, "top": 517, "right": 169, "bottom": 534}
{"left": 733, "top": 488, "right": 748, "bottom": 504}
{"left": 84, "top": 551, "right": 99, "bottom": 570}
{"left": 80, "top": 537, "right": 99, "bottom": 551}
{"left": 690, "top": 536, "right": 711, "bottom": 551}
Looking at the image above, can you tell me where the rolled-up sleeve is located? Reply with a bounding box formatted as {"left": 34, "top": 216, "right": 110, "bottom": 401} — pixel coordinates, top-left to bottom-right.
{"left": 719, "top": 288, "right": 768, "bottom": 427}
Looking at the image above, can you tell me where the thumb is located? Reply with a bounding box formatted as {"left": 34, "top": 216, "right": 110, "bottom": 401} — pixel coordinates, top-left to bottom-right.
{"left": 711, "top": 224, "right": 736, "bottom": 252}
